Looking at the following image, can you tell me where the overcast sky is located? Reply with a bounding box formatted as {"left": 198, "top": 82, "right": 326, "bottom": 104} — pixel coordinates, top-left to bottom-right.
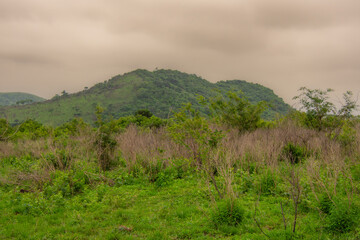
{"left": 0, "top": 0, "right": 359, "bottom": 106}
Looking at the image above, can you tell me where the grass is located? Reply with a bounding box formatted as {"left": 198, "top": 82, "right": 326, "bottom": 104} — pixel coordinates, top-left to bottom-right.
{"left": 0, "top": 120, "right": 360, "bottom": 239}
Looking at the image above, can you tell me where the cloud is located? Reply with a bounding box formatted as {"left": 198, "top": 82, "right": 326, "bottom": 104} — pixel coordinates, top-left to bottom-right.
{"left": 0, "top": 0, "right": 359, "bottom": 104}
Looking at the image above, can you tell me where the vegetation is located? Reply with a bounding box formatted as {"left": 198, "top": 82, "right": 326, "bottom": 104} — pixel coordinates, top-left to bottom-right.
{"left": 0, "top": 92, "right": 45, "bottom": 106}
{"left": 0, "top": 69, "right": 291, "bottom": 126}
{"left": 0, "top": 88, "right": 359, "bottom": 239}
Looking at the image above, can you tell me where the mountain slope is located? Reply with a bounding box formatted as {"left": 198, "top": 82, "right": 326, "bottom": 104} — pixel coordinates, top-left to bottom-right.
{"left": 0, "top": 69, "right": 291, "bottom": 125}
{"left": 0, "top": 92, "right": 45, "bottom": 106}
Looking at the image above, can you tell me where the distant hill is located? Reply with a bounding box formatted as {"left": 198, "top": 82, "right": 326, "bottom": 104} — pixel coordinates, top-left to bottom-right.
{"left": 0, "top": 69, "right": 291, "bottom": 125}
{"left": 0, "top": 92, "right": 45, "bottom": 106}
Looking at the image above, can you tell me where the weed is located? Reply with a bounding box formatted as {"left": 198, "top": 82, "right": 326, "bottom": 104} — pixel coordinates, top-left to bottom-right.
{"left": 211, "top": 198, "right": 245, "bottom": 226}
{"left": 326, "top": 201, "right": 358, "bottom": 233}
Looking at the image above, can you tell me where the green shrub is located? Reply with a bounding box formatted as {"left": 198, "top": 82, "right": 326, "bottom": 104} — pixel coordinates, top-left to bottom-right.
{"left": 43, "top": 150, "right": 72, "bottom": 170}
{"left": 54, "top": 118, "right": 89, "bottom": 137}
{"left": 326, "top": 202, "right": 358, "bottom": 233}
{"left": 207, "top": 91, "right": 267, "bottom": 132}
{"left": 279, "top": 143, "right": 307, "bottom": 164}
{"left": 319, "top": 194, "right": 334, "bottom": 214}
{"left": 0, "top": 119, "right": 12, "bottom": 141}
{"left": 13, "top": 119, "right": 50, "bottom": 140}
{"left": 154, "top": 168, "right": 177, "bottom": 187}
{"left": 211, "top": 199, "right": 245, "bottom": 226}
{"left": 44, "top": 170, "right": 88, "bottom": 198}
{"left": 94, "top": 106, "right": 117, "bottom": 171}
{"left": 259, "top": 171, "right": 276, "bottom": 195}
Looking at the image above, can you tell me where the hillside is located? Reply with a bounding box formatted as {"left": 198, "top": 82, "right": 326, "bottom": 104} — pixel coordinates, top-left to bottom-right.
{"left": 0, "top": 69, "right": 291, "bottom": 125}
{"left": 0, "top": 92, "right": 45, "bottom": 106}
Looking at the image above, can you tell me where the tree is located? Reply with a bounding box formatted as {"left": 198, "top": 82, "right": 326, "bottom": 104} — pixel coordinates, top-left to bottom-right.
{"left": 61, "top": 90, "right": 68, "bottom": 97}
{"left": 293, "top": 87, "right": 358, "bottom": 131}
{"left": 204, "top": 91, "right": 267, "bottom": 132}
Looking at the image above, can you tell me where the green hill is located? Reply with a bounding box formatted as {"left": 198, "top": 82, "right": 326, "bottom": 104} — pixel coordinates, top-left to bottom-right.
{"left": 0, "top": 92, "right": 45, "bottom": 106}
{"left": 0, "top": 69, "right": 291, "bottom": 125}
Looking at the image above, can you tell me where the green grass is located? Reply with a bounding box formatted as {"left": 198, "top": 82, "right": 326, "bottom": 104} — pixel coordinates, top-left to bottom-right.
{"left": 1, "top": 161, "right": 359, "bottom": 239}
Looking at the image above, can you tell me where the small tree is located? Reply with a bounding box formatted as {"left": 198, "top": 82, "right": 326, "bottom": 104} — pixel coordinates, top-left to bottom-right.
{"left": 293, "top": 87, "right": 358, "bottom": 131}
{"left": 205, "top": 91, "right": 267, "bottom": 132}
{"left": 94, "top": 106, "right": 117, "bottom": 171}
{"left": 167, "top": 103, "right": 225, "bottom": 198}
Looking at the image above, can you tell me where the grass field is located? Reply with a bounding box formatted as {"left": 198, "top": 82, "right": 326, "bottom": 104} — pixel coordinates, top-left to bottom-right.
{"left": 1, "top": 119, "right": 360, "bottom": 239}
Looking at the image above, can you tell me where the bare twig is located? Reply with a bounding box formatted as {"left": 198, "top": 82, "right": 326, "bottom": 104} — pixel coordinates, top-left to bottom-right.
{"left": 280, "top": 202, "right": 287, "bottom": 231}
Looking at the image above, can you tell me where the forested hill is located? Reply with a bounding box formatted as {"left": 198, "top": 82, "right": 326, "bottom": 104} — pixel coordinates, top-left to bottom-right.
{"left": 0, "top": 92, "right": 45, "bottom": 106}
{"left": 0, "top": 69, "right": 291, "bottom": 125}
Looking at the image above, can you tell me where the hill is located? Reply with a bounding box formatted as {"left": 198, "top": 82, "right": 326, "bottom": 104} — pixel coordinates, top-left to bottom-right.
{"left": 0, "top": 69, "right": 291, "bottom": 125}
{"left": 0, "top": 92, "right": 45, "bottom": 106}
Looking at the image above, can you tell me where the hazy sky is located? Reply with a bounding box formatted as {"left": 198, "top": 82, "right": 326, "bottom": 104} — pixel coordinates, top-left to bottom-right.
{"left": 0, "top": 0, "right": 359, "bottom": 106}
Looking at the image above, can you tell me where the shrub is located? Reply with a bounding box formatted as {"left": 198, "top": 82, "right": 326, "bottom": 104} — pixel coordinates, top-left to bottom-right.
{"left": 293, "top": 87, "right": 358, "bottom": 131}
{"left": 94, "top": 106, "right": 117, "bottom": 171}
{"left": 259, "top": 171, "right": 276, "bottom": 195}
{"left": 326, "top": 202, "right": 358, "bottom": 233}
{"left": 43, "top": 150, "right": 72, "bottom": 170}
{"left": 319, "top": 194, "right": 334, "bottom": 214}
{"left": 206, "top": 91, "right": 267, "bottom": 132}
{"left": 14, "top": 119, "right": 50, "bottom": 140}
{"left": 54, "top": 118, "right": 89, "bottom": 137}
{"left": 279, "top": 143, "right": 307, "bottom": 164}
{"left": 0, "top": 119, "right": 12, "bottom": 141}
{"left": 44, "top": 170, "right": 88, "bottom": 198}
{"left": 211, "top": 199, "right": 245, "bottom": 226}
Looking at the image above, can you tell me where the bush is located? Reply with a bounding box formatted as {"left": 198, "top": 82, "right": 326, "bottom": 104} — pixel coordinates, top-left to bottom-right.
{"left": 44, "top": 170, "right": 88, "bottom": 198}
{"left": 326, "top": 202, "right": 358, "bottom": 233}
{"left": 54, "top": 118, "right": 89, "bottom": 137}
{"left": 43, "top": 150, "right": 72, "bottom": 170}
{"left": 279, "top": 143, "right": 307, "bottom": 164}
{"left": 14, "top": 119, "right": 50, "bottom": 140}
{"left": 206, "top": 91, "right": 267, "bottom": 132}
{"left": 319, "top": 194, "right": 334, "bottom": 214}
{"left": 211, "top": 199, "right": 245, "bottom": 226}
{"left": 259, "top": 171, "right": 276, "bottom": 195}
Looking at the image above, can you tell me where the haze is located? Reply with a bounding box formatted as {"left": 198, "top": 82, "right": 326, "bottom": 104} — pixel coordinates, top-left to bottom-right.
{"left": 0, "top": 0, "right": 359, "bottom": 106}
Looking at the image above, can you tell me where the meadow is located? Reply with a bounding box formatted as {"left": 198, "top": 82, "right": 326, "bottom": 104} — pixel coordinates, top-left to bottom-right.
{"left": 0, "top": 89, "right": 359, "bottom": 239}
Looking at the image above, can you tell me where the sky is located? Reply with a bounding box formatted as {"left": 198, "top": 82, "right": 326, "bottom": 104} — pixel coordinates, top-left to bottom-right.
{"left": 0, "top": 0, "right": 359, "bottom": 107}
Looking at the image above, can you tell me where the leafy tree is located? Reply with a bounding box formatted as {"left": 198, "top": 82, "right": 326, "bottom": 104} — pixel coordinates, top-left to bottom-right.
{"left": 293, "top": 87, "right": 358, "bottom": 131}
{"left": 204, "top": 91, "right": 267, "bottom": 132}
{"left": 61, "top": 90, "right": 68, "bottom": 97}
{"left": 134, "top": 109, "right": 153, "bottom": 118}
{"left": 167, "top": 103, "right": 225, "bottom": 197}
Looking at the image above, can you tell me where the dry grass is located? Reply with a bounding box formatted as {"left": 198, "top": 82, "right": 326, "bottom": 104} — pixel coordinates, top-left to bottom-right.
{"left": 1, "top": 120, "right": 358, "bottom": 195}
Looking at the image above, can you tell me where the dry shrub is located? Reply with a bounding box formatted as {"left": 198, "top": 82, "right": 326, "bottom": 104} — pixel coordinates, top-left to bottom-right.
{"left": 115, "top": 125, "right": 187, "bottom": 173}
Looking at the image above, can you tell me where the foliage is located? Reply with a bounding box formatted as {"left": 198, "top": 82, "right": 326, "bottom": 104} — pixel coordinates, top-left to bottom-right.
{"left": 0, "top": 92, "right": 45, "bottom": 106}
{"left": 0, "top": 69, "right": 291, "bottom": 126}
{"left": 0, "top": 118, "right": 12, "bottom": 141}
{"left": 293, "top": 87, "right": 358, "bottom": 131}
{"left": 326, "top": 202, "right": 359, "bottom": 233}
{"left": 319, "top": 194, "right": 334, "bottom": 214}
{"left": 167, "top": 103, "right": 223, "bottom": 166}
{"left": 134, "top": 109, "right": 153, "bottom": 118}
{"left": 94, "top": 106, "right": 117, "bottom": 171}
{"left": 279, "top": 142, "right": 308, "bottom": 164}
{"left": 13, "top": 119, "right": 50, "bottom": 140}
{"left": 54, "top": 118, "right": 89, "bottom": 137}
{"left": 211, "top": 199, "right": 245, "bottom": 226}
{"left": 206, "top": 91, "right": 268, "bottom": 132}
{"left": 259, "top": 170, "right": 276, "bottom": 195}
